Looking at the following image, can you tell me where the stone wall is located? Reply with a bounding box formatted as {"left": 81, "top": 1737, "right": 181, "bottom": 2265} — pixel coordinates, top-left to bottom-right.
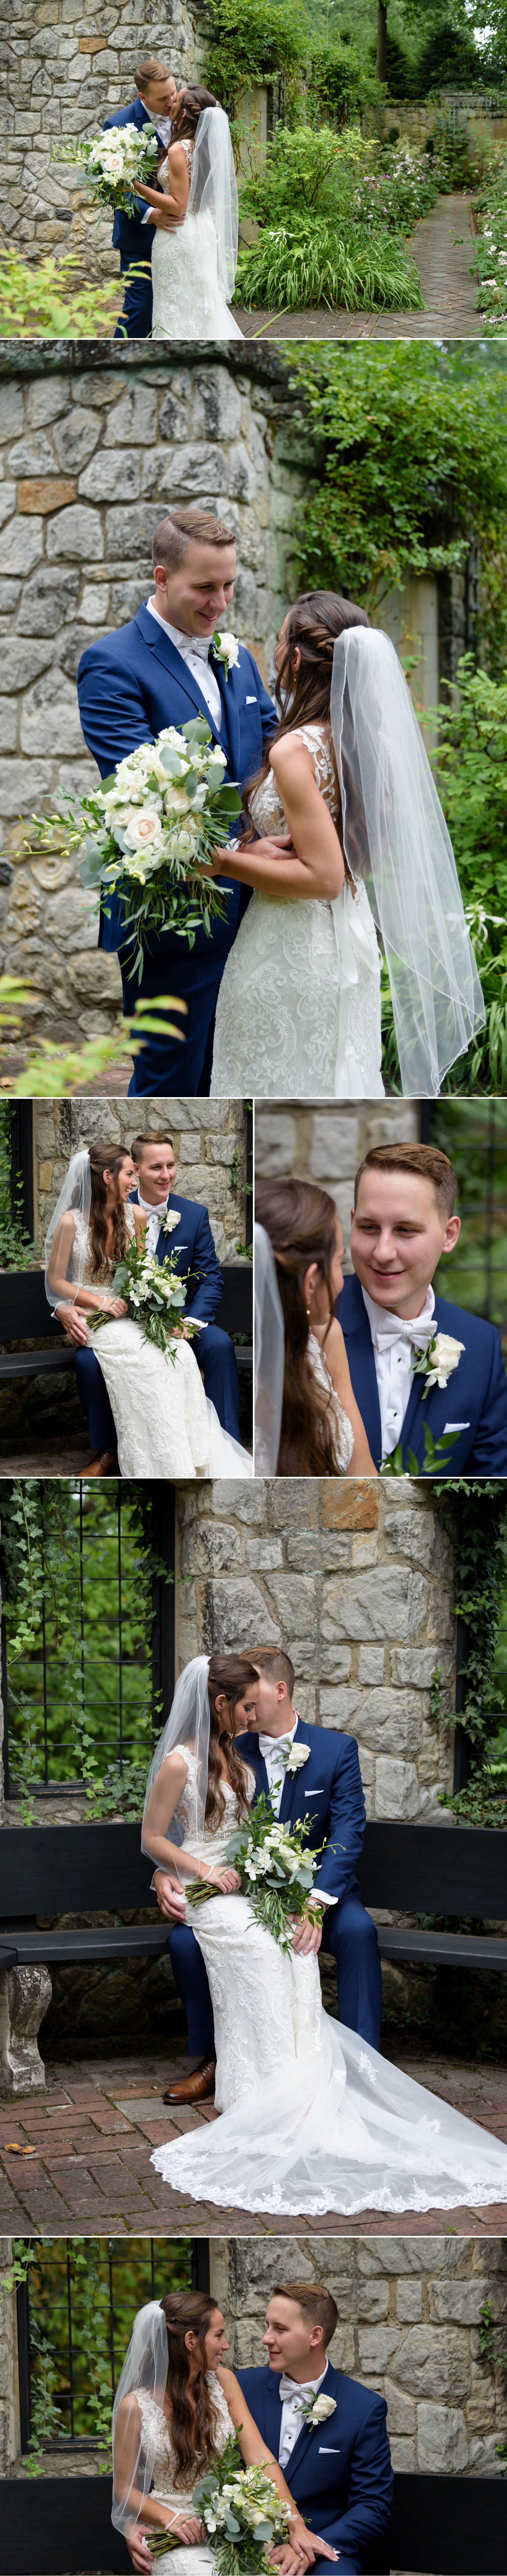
{"left": 0, "top": 4, "right": 204, "bottom": 271}
{"left": 33, "top": 1095, "right": 249, "bottom": 1264}
{"left": 174, "top": 1478, "right": 456, "bottom": 1820}
{"left": 210, "top": 2235, "right": 507, "bottom": 2480}
{"left": 254, "top": 1102, "right": 421, "bottom": 1269}
{"left": 0, "top": 343, "right": 298, "bottom": 1045}
{"left": 0, "top": 2238, "right": 20, "bottom": 2475}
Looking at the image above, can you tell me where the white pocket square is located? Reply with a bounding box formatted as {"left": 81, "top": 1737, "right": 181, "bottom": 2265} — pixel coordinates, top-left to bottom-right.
{"left": 245, "top": 695, "right": 257, "bottom": 704}
{"left": 443, "top": 1421, "right": 470, "bottom": 1433}
{"left": 318, "top": 2446, "right": 341, "bottom": 2454}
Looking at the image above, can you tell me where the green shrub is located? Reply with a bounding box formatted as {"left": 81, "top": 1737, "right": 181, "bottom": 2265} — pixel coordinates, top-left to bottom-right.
{"left": 0, "top": 246, "right": 122, "bottom": 337}
{"left": 239, "top": 122, "right": 440, "bottom": 232}
{"left": 201, "top": 0, "right": 308, "bottom": 119}
{"left": 235, "top": 215, "right": 423, "bottom": 308}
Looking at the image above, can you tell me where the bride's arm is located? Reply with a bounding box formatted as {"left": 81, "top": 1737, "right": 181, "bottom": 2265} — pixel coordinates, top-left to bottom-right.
{"left": 312, "top": 1319, "right": 378, "bottom": 1477}
{"left": 213, "top": 742, "right": 346, "bottom": 900}
{"left": 46, "top": 1214, "right": 127, "bottom": 1319}
{"left": 114, "top": 2395, "right": 202, "bottom": 2546}
{"left": 144, "top": 1751, "right": 241, "bottom": 1891}
{"left": 136, "top": 142, "right": 191, "bottom": 228}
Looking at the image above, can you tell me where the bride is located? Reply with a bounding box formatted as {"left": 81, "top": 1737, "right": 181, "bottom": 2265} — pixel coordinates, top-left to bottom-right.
{"left": 145, "top": 1656, "right": 507, "bottom": 2219}
{"left": 111, "top": 2287, "right": 335, "bottom": 2574}
{"left": 134, "top": 87, "right": 243, "bottom": 341}
{"left": 254, "top": 1182, "right": 377, "bottom": 1477}
{"left": 44, "top": 1146, "right": 252, "bottom": 1482}
{"left": 209, "top": 593, "right": 485, "bottom": 1101}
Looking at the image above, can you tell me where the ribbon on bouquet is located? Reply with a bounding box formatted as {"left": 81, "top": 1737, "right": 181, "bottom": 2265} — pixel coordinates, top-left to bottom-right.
{"left": 330, "top": 879, "right": 379, "bottom": 1099}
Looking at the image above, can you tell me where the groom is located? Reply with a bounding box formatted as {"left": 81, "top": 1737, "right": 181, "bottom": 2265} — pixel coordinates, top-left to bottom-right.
{"left": 338, "top": 1140, "right": 507, "bottom": 1475}
{"left": 127, "top": 2280, "right": 393, "bottom": 2576}
{"left": 77, "top": 506, "right": 283, "bottom": 1097}
{"left": 104, "top": 56, "right": 177, "bottom": 342}
{"left": 154, "top": 1647, "right": 382, "bottom": 2105}
{"left": 55, "top": 1129, "right": 241, "bottom": 1472}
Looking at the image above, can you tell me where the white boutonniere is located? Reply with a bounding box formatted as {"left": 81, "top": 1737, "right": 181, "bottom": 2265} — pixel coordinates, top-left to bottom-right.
{"left": 413, "top": 1330, "right": 465, "bottom": 1397}
{"left": 297, "top": 2393, "right": 337, "bottom": 2428}
{"left": 211, "top": 628, "right": 240, "bottom": 682}
{"left": 159, "top": 1209, "right": 181, "bottom": 1238}
{"left": 282, "top": 1743, "right": 311, "bottom": 1775}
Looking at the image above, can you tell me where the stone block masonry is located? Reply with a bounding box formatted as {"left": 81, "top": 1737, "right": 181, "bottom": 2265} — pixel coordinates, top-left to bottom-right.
{"left": 0, "top": 4, "right": 206, "bottom": 273}
{"left": 210, "top": 2236, "right": 507, "bottom": 2479}
{"left": 174, "top": 1478, "right": 456, "bottom": 1818}
{"left": 255, "top": 1102, "right": 421, "bottom": 1267}
{"left": 0, "top": 343, "right": 299, "bottom": 1045}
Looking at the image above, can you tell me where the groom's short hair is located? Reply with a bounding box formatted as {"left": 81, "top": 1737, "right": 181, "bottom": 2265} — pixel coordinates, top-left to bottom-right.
{"left": 152, "top": 509, "right": 236, "bottom": 573}
{"left": 251, "top": 1647, "right": 295, "bottom": 1697}
{"left": 135, "top": 57, "right": 172, "bottom": 90}
{"left": 274, "top": 2282, "right": 338, "bottom": 2348}
{"left": 354, "top": 1142, "right": 457, "bottom": 1222}
{"left": 131, "top": 1131, "right": 175, "bottom": 1161}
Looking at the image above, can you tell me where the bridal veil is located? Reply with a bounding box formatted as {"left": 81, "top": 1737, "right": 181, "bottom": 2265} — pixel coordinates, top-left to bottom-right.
{"left": 187, "top": 105, "right": 239, "bottom": 302}
{"left": 141, "top": 1655, "right": 211, "bottom": 1865}
{"left": 330, "top": 626, "right": 485, "bottom": 1096}
{"left": 44, "top": 1149, "right": 93, "bottom": 1312}
{"left": 254, "top": 1223, "right": 285, "bottom": 1475}
{"left": 112, "top": 2300, "right": 168, "bottom": 2533}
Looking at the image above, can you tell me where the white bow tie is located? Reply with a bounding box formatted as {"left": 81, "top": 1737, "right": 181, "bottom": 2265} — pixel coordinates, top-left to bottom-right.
{"left": 188, "top": 635, "right": 212, "bottom": 661}
{"left": 374, "top": 1315, "right": 434, "bottom": 1350}
{"left": 279, "top": 2376, "right": 322, "bottom": 2402}
{"left": 138, "top": 1194, "right": 169, "bottom": 1218}
{"left": 259, "top": 1734, "right": 293, "bottom": 1760}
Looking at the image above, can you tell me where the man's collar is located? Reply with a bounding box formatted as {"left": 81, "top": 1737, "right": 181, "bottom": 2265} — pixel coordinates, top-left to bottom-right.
{"left": 257, "top": 1717, "right": 298, "bottom": 1757}
{"left": 146, "top": 598, "right": 212, "bottom": 660}
{"left": 279, "top": 2359, "right": 328, "bottom": 2397}
{"left": 361, "top": 1281, "right": 435, "bottom": 1345}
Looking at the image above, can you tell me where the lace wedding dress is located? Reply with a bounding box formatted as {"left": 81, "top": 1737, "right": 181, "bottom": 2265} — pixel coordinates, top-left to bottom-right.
{"left": 210, "top": 723, "right": 384, "bottom": 1099}
{"left": 152, "top": 1753, "right": 507, "bottom": 2219}
{"left": 136, "top": 2372, "right": 235, "bottom": 2576}
{"left": 151, "top": 146, "right": 243, "bottom": 340}
{"left": 69, "top": 1209, "right": 252, "bottom": 1481}
{"left": 308, "top": 1330, "right": 354, "bottom": 1474}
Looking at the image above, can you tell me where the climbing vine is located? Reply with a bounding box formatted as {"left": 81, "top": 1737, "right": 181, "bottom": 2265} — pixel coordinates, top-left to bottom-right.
{"left": 0, "top": 1484, "right": 172, "bottom": 1818}
{"left": 434, "top": 1482, "right": 507, "bottom": 1824}
{"left": 0, "top": 1105, "right": 40, "bottom": 1270}
{"left": 3, "top": 2240, "right": 192, "bottom": 2467}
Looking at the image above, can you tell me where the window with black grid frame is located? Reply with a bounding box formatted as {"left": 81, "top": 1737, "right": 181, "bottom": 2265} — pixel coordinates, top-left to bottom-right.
{"left": 15, "top": 2239, "right": 210, "bottom": 2457}
{"left": 0, "top": 1483, "right": 175, "bottom": 1809}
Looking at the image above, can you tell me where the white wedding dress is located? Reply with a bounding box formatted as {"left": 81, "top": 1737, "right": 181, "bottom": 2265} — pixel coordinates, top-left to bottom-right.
{"left": 308, "top": 1330, "right": 354, "bottom": 1474}
{"left": 151, "top": 1749, "right": 507, "bottom": 2219}
{"left": 210, "top": 723, "right": 384, "bottom": 1099}
{"left": 136, "top": 2372, "right": 234, "bottom": 2576}
{"left": 69, "top": 1208, "right": 252, "bottom": 1481}
{"left": 151, "top": 145, "right": 243, "bottom": 340}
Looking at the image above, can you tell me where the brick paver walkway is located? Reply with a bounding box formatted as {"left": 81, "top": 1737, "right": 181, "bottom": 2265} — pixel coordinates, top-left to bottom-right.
{"left": 1, "top": 2045, "right": 505, "bottom": 2238}
{"left": 235, "top": 192, "right": 481, "bottom": 341}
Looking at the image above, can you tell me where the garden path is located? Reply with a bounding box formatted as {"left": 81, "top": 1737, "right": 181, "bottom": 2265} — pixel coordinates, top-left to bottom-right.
{"left": 0, "top": 2044, "right": 506, "bottom": 2236}
{"left": 236, "top": 192, "right": 482, "bottom": 341}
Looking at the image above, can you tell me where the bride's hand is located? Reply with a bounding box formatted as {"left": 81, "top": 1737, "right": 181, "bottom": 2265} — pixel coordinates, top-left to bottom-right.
{"left": 213, "top": 832, "right": 295, "bottom": 874}
{"left": 207, "top": 1865, "right": 242, "bottom": 1893}
{"left": 99, "top": 1295, "right": 128, "bottom": 1318}
{"left": 165, "top": 2516, "right": 204, "bottom": 2545}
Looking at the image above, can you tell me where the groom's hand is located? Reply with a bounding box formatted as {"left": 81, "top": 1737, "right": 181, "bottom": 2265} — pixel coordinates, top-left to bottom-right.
{"left": 289, "top": 1911, "right": 323, "bottom": 1956}
{"left": 212, "top": 831, "right": 294, "bottom": 875}
{"left": 153, "top": 1868, "right": 187, "bottom": 1922}
{"left": 126, "top": 2535, "right": 153, "bottom": 2573}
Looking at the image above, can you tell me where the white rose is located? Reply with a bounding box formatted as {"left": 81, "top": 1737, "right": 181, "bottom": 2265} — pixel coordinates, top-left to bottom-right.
{"left": 311, "top": 2395, "right": 336, "bottom": 2422}
{"left": 216, "top": 629, "right": 239, "bottom": 666}
{"left": 123, "top": 810, "right": 164, "bottom": 850}
{"left": 427, "top": 1330, "right": 465, "bottom": 1388}
{"left": 287, "top": 1743, "right": 310, "bottom": 1769}
{"left": 164, "top": 785, "right": 192, "bottom": 815}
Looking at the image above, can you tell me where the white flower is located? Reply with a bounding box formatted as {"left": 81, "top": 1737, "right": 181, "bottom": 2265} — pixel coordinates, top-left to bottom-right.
{"left": 123, "top": 809, "right": 164, "bottom": 850}
{"left": 285, "top": 1743, "right": 311, "bottom": 1773}
{"left": 426, "top": 1330, "right": 465, "bottom": 1389}
{"left": 211, "top": 627, "right": 240, "bottom": 679}
{"left": 310, "top": 2394, "right": 337, "bottom": 2424}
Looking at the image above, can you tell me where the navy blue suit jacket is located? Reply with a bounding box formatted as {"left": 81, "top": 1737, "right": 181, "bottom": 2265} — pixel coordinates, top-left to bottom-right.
{"left": 234, "top": 1719, "right": 366, "bottom": 1905}
{"left": 77, "top": 604, "right": 276, "bottom": 958}
{"left": 234, "top": 2363, "right": 393, "bottom": 2567}
{"left": 103, "top": 96, "right": 160, "bottom": 260}
{"left": 338, "top": 1271, "right": 507, "bottom": 1476}
{"left": 128, "top": 1187, "right": 222, "bottom": 1322}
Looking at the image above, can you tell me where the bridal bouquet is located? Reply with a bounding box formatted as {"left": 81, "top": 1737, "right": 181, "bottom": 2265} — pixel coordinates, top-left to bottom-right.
{"left": 53, "top": 123, "right": 159, "bottom": 213}
{"left": 188, "top": 1791, "right": 323, "bottom": 1952}
{"left": 28, "top": 720, "right": 242, "bottom": 982}
{"left": 145, "top": 2434, "right": 293, "bottom": 2571}
{"left": 88, "top": 1235, "right": 200, "bottom": 1365}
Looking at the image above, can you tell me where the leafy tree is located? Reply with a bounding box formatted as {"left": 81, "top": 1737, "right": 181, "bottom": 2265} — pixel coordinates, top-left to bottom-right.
{"left": 200, "top": 0, "right": 308, "bottom": 119}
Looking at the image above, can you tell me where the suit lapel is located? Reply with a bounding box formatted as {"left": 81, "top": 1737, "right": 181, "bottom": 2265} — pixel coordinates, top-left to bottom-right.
{"left": 135, "top": 608, "right": 229, "bottom": 753}
{"left": 238, "top": 1734, "right": 270, "bottom": 1802}
{"left": 280, "top": 2364, "right": 340, "bottom": 2483}
{"left": 213, "top": 656, "right": 241, "bottom": 777}
{"left": 279, "top": 1720, "right": 311, "bottom": 1827}
{"left": 338, "top": 1275, "right": 383, "bottom": 1463}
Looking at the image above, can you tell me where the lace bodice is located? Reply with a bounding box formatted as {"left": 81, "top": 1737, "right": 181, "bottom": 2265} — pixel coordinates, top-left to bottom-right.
{"left": 138, "top": 2372, "right": 234, "bottom": 2501}
{"left": 70, "top": 1202, "right": 135, "bottom": 1289}
{"left": 249, "top": 722, "right": 341, "bottom": 860}
{"left": 159, "top": 140, "right": 194, "bottom": 190}
{"left": 174, "top": 1745, "right": 256, "bottom": 1867}
{"left": 307, "top": 1331, "right": 354, "bottom": 1474}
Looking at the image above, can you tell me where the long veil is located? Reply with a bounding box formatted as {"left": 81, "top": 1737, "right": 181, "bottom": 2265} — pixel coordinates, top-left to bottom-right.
{"left": 141, "top": 1655, "right": 211, "bottom": 1866}
{"left": 187, "top": 105, "right": 238, "bottom": 302}
{"left": 44, "top": 1149, "right": 94, "bottom": 1313}
{"left": 111, "top": 2300, "right": 168, "bottom": 2534}
{"left": 254, "top": 1224, "right": 285, "bottom": 1475}
{"left": 330, "top": 626, "right": 485, "bottom": 1097}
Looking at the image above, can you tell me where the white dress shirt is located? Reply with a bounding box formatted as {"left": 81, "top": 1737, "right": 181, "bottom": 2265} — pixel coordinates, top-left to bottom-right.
{"left": 140, "top": 117, "right": 174, "bottom": 222}
{"left": 278, "top": 2361, "right": 329, "bottom": 2468}
{"left": 146, "top": 597, "right": 222, "bottom": 726}
{"left": 136, "top": 1188, "right": 170, "bottom": 1257}
{"left": 361, "top": 1282, "right": 436, "bottom": 1456}
{"left": 257, "top": 1718, "right": 336, "bottom": 1908}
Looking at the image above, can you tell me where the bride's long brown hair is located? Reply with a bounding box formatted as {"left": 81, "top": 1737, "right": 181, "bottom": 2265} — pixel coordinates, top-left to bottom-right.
{"left": 256, "top": 1177, "right": 342, "bottom": 1479}
{"left": 158, "top": 2292, "right": 224, "bottom": 2488}
{"left": 242, "top": 591, "right": 369, "bottom": 867}
{"left": 88, "top": 1146, "right": 131, "bottom": 1279}
{"left": 206, "top": 1653, "right": 258, "bottom": 1831}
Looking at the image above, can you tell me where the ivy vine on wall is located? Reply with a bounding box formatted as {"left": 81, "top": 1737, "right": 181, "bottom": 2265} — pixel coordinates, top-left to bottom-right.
{"left": 435, "top": 1480, "right": 507, "bottom": 1825}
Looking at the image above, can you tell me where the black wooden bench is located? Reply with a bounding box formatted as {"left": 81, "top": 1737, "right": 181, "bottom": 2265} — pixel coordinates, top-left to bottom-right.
{"left": 0, "top": 1265, "right": 253, "bottom": 1378}
{"left": 0, "top": 1820, "right": 505, "bottom": 1985}
{"left": 0, "top": 2471, "right": 505, "bottom": 2575}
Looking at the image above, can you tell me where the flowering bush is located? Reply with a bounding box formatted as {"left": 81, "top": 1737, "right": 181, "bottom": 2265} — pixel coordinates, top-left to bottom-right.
{"left": 188, "top": 1791, "right": 324, "bottom": 1951}
{"left": 89, "top": 1233, "right": 201, "bottom": 1364}
{"left": 53, "top": 122, "right": 159, "bottom": 214}
{"left": 28, "top": 718, "right": 242, "bottom": 982}
{"left": 474, "top": 157, "right": 507, "bottom": 327}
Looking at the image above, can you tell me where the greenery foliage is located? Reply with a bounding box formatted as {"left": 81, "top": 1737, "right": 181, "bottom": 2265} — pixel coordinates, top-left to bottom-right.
{"left": 7, "top": 2240, "right": 191, "bottom": 2461}
{"left": 0, "top": 1105, "right": 40, "bottom": 1270}
{"left": 201, "top": 0, "right": 309, "bottom": 119}
{"left": 235, "top": 212, "right": 422, "bottom": 308}
{"left": 1, "top": 1483, "right": 170, "bottom": 1814}
{"left": 474, "top": 154, "right": 507, "bottom": 330}
{"left": 0, "top": 975, "right": 187, "bottom": 1097}
{"left": 433, "top": 1483, "right": 507, "bottom": 1820}
{"left": 0, "top": 249, "right": 122, "bottom": 338}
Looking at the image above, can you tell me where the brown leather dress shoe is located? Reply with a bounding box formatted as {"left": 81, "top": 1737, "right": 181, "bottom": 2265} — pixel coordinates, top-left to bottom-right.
{"left": 163, "top": 2056, "right": 216, "bottom": 2105}
{"left": 82, "top": 1448, "right": 119, "bottom": 1479}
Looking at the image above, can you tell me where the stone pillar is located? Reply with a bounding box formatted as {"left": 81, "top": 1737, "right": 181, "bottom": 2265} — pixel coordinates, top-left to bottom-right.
{"left": 0, "top": 2242, "right": 21, "bottom": 2475}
